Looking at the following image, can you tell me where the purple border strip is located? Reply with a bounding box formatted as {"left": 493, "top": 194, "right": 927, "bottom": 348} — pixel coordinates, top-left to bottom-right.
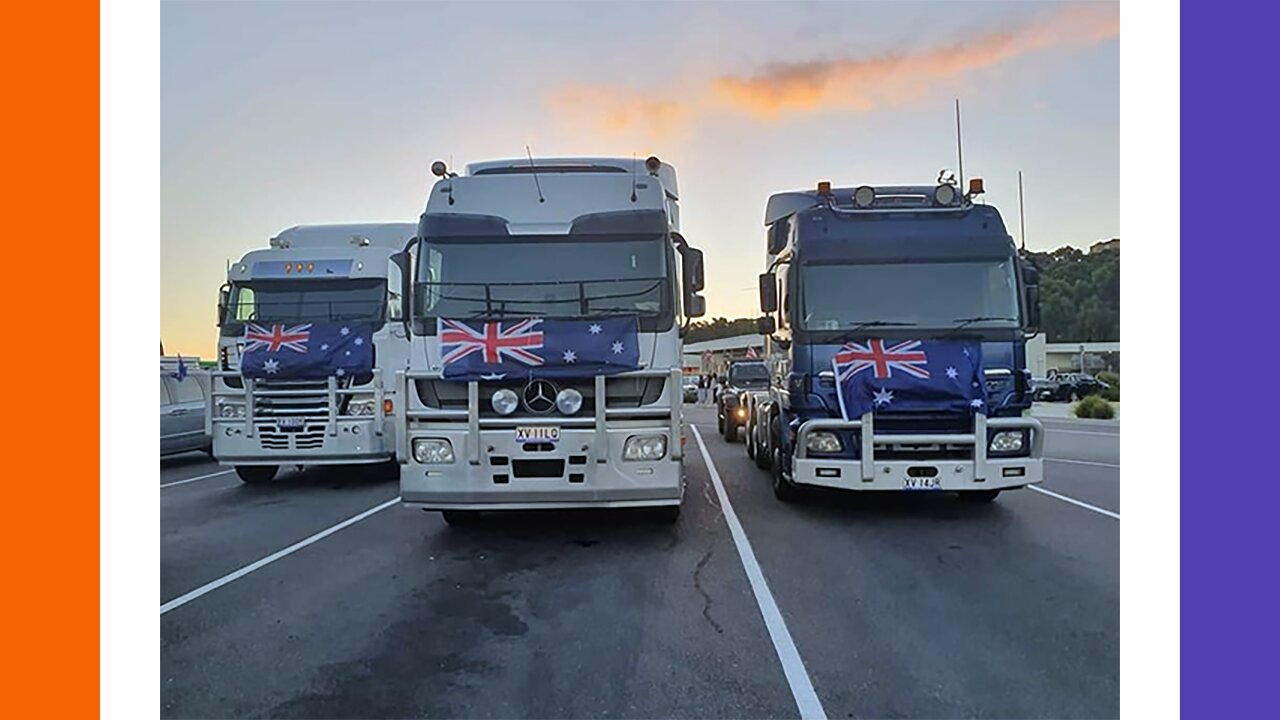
{"left": 1183, "top": 2, "right": 1280, "bottom": 717}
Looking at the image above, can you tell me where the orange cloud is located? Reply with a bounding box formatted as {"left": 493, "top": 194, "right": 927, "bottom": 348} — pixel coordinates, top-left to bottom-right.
{"left": 548, "top": 5, "right": 1118, "bottom": 140}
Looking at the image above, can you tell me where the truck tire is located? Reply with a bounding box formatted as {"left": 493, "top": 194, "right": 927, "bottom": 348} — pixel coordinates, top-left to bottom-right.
{"left": 771, "top": 446, "right": 799, "bottom": 502}
{"left": 716, "top": 407, "right": 725, "bottom": 434}
{"left": 959, "top": 489, "right": 1001, "bottom": 503}
{"left": 754, "top": 414, "right": 773, "bottom": 470}
{"left": 745, "top": 420, "right": 757, "bottom": 459}
{"left": 441, "top": 510, "right": 479, "bottom": 526}
{"left": 723, "top": 414, "right": 738, "bottom": 442}
{"left": 236, "top": 465, "right": 278, "bottom": 484}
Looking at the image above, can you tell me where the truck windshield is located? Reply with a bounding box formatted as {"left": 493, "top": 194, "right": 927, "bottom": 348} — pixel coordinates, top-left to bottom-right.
{"left": 220, "top": 278, "right": 386, "bottom": 334}
{"left": 800, "top": 259, "right": 1019, "bottom": 331}
{"left": 729, "top": 364, "right": 769, "bottom": 387}
{"left": 416, "top": 235, "right": 671, "bottom": 322}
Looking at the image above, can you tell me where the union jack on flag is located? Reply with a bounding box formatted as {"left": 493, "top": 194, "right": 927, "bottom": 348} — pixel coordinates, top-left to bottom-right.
{"left": 440, "top": 318, "right": 545, "bottom": 367}
{"left": 833, "top": 339, "right": 930, "bottom": 381}
{"left": 243, "top": 323, "right": 312, "bottom": 353}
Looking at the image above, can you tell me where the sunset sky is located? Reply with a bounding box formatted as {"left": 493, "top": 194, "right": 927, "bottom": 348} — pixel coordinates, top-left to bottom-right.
{"left": 162, "top": 0, "right": 1119, "bottom": 358}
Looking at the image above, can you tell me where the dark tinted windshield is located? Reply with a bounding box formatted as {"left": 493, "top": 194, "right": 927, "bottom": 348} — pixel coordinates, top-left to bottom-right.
{"left": 729, "top": 363, "right": 769, "bottom": 385}
{"left": 800, "top": 259, "right": 1019, "bottom": 330}
{"left": 416, "top": 235, "right": 670, "bottom": 322}
{"left": 221, "top": 278, "right": 386, "bottom": 334}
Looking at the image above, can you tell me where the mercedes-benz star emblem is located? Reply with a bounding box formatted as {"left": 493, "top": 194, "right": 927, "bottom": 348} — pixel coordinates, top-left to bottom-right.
{"left": 522, "top": 379, "right": 557, "bottom": 414}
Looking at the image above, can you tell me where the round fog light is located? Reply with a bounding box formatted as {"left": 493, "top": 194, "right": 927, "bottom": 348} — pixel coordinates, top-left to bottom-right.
{"left": 934, "top": 183, "right": 957, "bottom": 206}
{"left": 491, "top": 388, "right": 519, "bottom": 416}
{"left": 556, "top": 388, "right": 583, "bottom": 415}
{"left": 853, "top": 185, "right": 875, "bottom": 208}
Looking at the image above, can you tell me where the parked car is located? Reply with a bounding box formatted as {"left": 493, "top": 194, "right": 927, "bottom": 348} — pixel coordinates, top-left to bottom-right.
{"left": 1034, "top": 372, "right": 1110, "bottom": 402}
{"left": 682, "top": 375, "right": 699, "bottom": 403}
{"left": 161, "top": 370, "right": 212, "bottom": 456}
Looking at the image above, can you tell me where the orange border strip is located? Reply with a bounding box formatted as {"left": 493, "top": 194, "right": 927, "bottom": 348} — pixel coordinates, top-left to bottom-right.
{"left": 1, "top": 3, "right": 99, "bottom": 715}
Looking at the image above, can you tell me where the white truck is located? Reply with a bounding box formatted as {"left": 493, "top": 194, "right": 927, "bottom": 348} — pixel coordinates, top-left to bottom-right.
{"left": 210, "top": 223, "right": 417, "bottom": 483}
{"left": 397, "top": 156, "right": 706, "bottom": 524}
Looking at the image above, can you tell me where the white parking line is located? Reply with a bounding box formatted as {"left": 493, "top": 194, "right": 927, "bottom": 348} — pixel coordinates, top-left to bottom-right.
{"left": 1046, "top": 457, "right": 1120, "bottom": 469}
{"left": 160, "top": 497, "right": 400, "bottom": 615}
{"left": 1028, "top": 485, "right": 1120, "bottom": 520}
{"left": 160, "top": 469, "right": 233, "bottom": 489}
{"left": 691, "top": 425, "right": 828, "bottom": 720}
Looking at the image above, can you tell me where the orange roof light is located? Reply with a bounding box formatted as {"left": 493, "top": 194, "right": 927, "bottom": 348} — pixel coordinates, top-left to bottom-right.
{"left": 307, "top": 262, "right": 315, "bottom": 272}
{"left": 817, "top": 181, "right": 832, "bottom": 196}
{"left": 968, "top": 177, "right": 985, "bottom": 196}
{"left": 383, "top": 399, "right": 394, "bottom": 416}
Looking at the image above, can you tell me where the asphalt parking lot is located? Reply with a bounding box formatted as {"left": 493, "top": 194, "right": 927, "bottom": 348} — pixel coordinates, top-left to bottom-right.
{"left": 160, "top": 405, "right": 1118, "bottom": 719}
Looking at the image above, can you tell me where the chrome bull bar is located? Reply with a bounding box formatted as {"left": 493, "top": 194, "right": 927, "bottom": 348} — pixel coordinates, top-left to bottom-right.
{"left": 397, "top": 368, "right": 683, "bottom": 466}
{"left": 795, "top": 412, "right": 1043, "bottom": 481}
{"left": 207, "top": 369, "right": 385, "bottom": 439}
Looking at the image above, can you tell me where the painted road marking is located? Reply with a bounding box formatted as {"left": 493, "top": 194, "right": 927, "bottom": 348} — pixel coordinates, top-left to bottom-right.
{"left": 160, "top": 469, "right": 233, "bottom": 489}
{"left": 691, "top": 425, "right": 828, "bottom": 720}
{"left": 1029, "top": 485, "right": 1120, "bottom": 520}
{"left": 1046, "top": 457, "right": 1120, "bottom": 469}
{"left": 160, "top": 497, "right": 400, "bottom": 615}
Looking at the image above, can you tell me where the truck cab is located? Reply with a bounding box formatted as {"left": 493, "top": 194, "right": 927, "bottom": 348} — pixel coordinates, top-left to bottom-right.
{"left": 755, "top": 180, "right": 1043, "bottom": 502}
{"left": 210, "top": 223, "right": 416, "bottom": 483}
{"left": 397, "top": 156, "right": 706, "bottom": 523}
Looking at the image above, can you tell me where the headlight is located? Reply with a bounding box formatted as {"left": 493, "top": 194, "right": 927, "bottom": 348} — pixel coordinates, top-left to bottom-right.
{"left": 491, "top": 388, "right": 519, "bottom": 416}
{"left": 623, "top": 434, "right": 667, "bottom": 461}
{"left": 346, "top": 398, "right": 377, "bottom": 416}
{"left": 805, "top": 431, "right": 843, "bottom": 453}
{"left": 556, "top": 388, "right": 583, "bottom": 415}
{"left": 217, "top": 400, "right": 245, "bottom": 418}
{"left": 853, "top": 185, "right": 876, "bottom": 208}
{"left": 412, "top": 438, "right": 455, "bottom": 464}
{"left": 989, "top": 430, "right": 1025, "bottom": 454}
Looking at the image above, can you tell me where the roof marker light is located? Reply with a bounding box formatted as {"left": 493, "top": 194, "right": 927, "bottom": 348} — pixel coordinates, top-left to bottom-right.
{"left": 968, "top": 177, "right": 985, "bottom": 196}
{"left": 853, "top": 186, "right": 875, "bottom": 208}
{"left": 934, "top": 184, "right": 957, "bottom": 206}
{"left": 644, "top": 156, "right": 661, "bottom": 173}
{"left": 817, "top": 181, "right": 832, "bottom": 196}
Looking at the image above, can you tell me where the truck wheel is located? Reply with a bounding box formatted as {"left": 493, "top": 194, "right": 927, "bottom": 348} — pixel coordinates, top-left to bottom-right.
{"left": 746, "top": 423, "right": 757, "bottom": 459}
{"left": 716, "top": 409, "right": 725, "bottom": 434}
{"left": 441, "top": 510, "right": 479, "bottom": 526}
{"left": 959, "top": 489, "right": 1001, "bottom": 503}
{"left": 755, "top": 416, "right": 774, "bottom": 470}
{"left": 235, "top": 465, "right": 278, "bottom": 484}
{"left": 771, "top": 447, "right": 799, "bottom": 502}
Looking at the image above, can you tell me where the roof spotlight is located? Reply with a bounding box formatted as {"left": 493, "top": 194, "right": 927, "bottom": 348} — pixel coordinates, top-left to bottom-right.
{"left": 644, "top": 155, "right": 662, "bottom": 173}
{"left": 430, "top": 160, "right": 449, "bottom": 178}
{"left": 852, "top": 185, "right": 876, "bottom": 208}
{"left": 934, "top": 183, "right": 958, "bottom": 206}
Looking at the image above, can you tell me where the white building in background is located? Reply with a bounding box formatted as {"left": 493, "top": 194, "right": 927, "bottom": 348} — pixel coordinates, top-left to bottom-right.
{"left": 683, "top": 334, "right": 765, "bottom": 375}
{"left": 1026, "top": 334, "right": 1120, "bottom": 375}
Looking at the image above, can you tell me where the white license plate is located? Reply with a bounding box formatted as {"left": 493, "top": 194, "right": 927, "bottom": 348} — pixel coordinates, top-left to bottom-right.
{"left": 277, "top": 416, "right": 306, "bottom": 430}
{"left": 902, "top": 476, "right": 942, "bottom": 491}
{"left": 515, "top": 426, "right": 559, "bottom": 443}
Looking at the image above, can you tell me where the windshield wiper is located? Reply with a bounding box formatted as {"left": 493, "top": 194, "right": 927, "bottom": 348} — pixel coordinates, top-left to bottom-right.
{"left": 820, "top": 320, "right": 917, "bottom": 343}
{"left": 945, "top": 316, "right": 1018, "bottom": 335}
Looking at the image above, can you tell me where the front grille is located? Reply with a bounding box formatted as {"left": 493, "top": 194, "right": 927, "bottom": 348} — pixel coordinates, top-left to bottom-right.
{"left": 415, "top": 377, "right": 665, "bottom": 417}
{"left": 511, "top": 459, "right": 565, "bottom": 478}
{"left": 867, "top": 411, "right": 974, "bottom": 460}
{"left": 872, "top": 443, "right": 974, "bottom": 461}
{"left": 256, "top": 423, "right": 326, "bottom": 451}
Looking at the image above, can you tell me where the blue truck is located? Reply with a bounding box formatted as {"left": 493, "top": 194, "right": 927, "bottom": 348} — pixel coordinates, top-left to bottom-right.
{"left": 749, "top": 179, "right": 1044, "bottom": 502}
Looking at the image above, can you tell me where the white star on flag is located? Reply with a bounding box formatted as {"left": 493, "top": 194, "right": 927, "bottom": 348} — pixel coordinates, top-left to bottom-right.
{"left": 354, "top": 337, "right": 364, "bottom": 346}
{"left": 873, "top": 387, "right": 894, "bottom": 407}
{"left": 562, "top": 349, "right": 577, "bottom": 363}
{"left": 320, "top": 343, "right": 329, "bottom": 351}
{"left": 588, "top": 323, "right": 603, "bottom": 335}
{"left": 263, "top": 359, "right": 280, "bottom": 374}
{"left": 336, "top": 368, "right": 346, "bottom": 377}
{"left": 611, "top": 341, "right": 624, "bottom": 355}
{"left": 340, "top": 326, "right": 350, "bottom": 336}
{"left": 946, "top": 366, "right": 959, "bottom": 380}
{"left": 345, "top": 350, "right": 351, "bottom": 356}
{"left": 970, "top": 398, "right": 984, "bottom": 408}
{"left": 480, "top": 372, "right": 507, "bottom": 381}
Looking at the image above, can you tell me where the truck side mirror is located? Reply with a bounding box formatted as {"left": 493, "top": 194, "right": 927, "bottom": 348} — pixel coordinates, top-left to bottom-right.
{"left": 1026, "top": 284, "right": 1041, "bottom": 331}
{"left": 678, "top": 242, "right": 705, "bottom": 292}
{"left": 216, "top": 284, "right": 230, "bottom": 327}
{"left": 759, "top": 272, "right": 778, "bottom": 313}
{"left": 685, "top": 294, "right": 706, "bottom": 318}
{"left": 757, "top": 315, "right": 776, "bottom": 335}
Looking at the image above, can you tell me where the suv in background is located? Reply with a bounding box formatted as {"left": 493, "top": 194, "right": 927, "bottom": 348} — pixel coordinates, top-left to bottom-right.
{"left": 162, "top": 371, "right": 212, "bottom": 457}
{"left": 717, "top": 360, "right": 770, "bottom": 442}
{"left": 1035, "top": 372, "right": 1110, "bottom": 401}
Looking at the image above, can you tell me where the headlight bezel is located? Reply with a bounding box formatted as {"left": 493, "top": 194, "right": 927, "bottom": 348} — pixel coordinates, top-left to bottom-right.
{"left": 412, "top": 437, "right": 455, "bottom": 464}
{"left": 555, "top": 388, "right": 584, "bottom": 415}
{"left": 216, "top": 400, "right": 246, "bottom": 418}
{"left": 804, "top": 430, "right": 844, "bottom": 454}
{"left": 345, "top": 397, "right": 377, "bottom": 416}
{"left": 623, "top": 434, "right": 668, "bottom": 462}
{"left": 988, "top": 429, "right": 1028, "bottom": 456}
{"left": 491, "top": 388, "right": 519, "bottom": 416}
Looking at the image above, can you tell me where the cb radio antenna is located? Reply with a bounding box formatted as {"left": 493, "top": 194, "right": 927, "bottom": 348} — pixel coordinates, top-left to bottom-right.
{"left": 525, "top": 146, "right": 545, "bottom": 203}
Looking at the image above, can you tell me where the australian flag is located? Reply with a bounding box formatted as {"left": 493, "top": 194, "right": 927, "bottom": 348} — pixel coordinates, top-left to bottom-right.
{"left": 439, "top": 317, "right": 641, "bottom": 381}
{"left": 240, "top": 322, "right": 373, "bottom": 380}
{"left": 832, "top": 338, "right": 986, "bottom": 420}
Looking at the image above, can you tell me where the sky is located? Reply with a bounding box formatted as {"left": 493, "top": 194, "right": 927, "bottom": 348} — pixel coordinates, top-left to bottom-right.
{"left": 161, "top": 0, "right": 1119, "bottom": 359}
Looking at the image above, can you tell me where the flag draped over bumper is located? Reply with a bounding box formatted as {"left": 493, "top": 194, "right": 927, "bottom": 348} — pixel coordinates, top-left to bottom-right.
{"left": 240, "top": 322, "right": 374, "bottom": 380}
{"left": 832, "top": 338, "right": 986, "bottom": 420}
{"left": 438, "top": 317, "right": 641, "bottom": 381}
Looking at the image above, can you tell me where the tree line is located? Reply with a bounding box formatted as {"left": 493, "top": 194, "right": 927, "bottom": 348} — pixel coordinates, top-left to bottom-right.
{"left": 686, "top": 242, "right": 1119, "bottom": 344}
